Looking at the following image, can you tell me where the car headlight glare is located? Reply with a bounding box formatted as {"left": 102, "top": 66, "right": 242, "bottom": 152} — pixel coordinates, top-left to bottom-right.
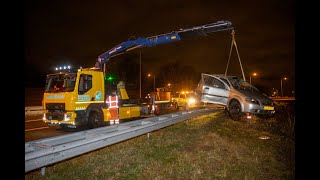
{"left": 188, "top": 98, "right": 196, "bottom": 104}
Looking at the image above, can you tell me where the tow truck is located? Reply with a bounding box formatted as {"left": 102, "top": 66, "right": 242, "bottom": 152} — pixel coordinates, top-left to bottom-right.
{"left": 42, "top": 20, "right": 234, "bottom": 129}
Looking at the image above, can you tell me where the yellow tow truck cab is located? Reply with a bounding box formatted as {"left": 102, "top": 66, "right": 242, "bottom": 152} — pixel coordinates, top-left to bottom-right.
{"left": 42, "top": 67, "right": 146, "bottom": 129}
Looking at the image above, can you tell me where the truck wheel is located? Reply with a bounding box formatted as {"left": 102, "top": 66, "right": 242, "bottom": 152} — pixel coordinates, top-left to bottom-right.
{"left": 88, "top": 110, "right": 104, "bottom": 129}
{"left": 228, "top": 100, "right": 242, "bottom": 120}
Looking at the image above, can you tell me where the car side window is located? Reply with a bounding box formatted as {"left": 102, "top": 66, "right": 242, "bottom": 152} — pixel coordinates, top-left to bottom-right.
{"left": 220, "top": 78, "right": 230, "bottom": 87}
{"left": 203, "top": 75, "right": 214, "bottom": 86}
{"left": 212, "top": 78, "right": 226, "bottom": 89}
{"left": 203, "top": 75, "right": 226, "bottom": 90}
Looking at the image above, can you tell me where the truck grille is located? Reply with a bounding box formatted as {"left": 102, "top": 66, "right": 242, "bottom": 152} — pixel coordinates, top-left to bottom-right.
{"left": 46, "top": 103, "right": 65, "bottom": 111}
{"left": 46, "top": 111, "right": 64, "bottom": 121}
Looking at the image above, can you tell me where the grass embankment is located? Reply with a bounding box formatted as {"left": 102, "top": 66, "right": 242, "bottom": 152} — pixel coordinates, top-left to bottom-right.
{"left": 26, "top": 109, "right": 294, "bottom": 179}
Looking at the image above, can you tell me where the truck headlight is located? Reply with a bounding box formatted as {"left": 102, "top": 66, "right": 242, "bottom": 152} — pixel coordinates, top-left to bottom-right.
{"left": 245, "top": 98, "right": 259, "bottom": 104}
{"left": 64, "top": 113, "right": 71, "bottom": 121}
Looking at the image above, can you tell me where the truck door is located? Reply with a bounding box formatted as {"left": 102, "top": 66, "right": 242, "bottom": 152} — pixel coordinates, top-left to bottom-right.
{"left": 200, "top": 74, "right": 229, "bottom": 106}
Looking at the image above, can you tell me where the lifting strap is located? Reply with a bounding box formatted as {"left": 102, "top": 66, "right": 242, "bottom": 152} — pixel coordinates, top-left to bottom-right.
{"left": 224, "top": 30, "right": 246, "bottom": 81}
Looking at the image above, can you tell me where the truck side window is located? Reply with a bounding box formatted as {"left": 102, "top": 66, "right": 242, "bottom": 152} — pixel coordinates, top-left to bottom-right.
{"left": 78, "top": 74, "right": 92, "bottom": 95}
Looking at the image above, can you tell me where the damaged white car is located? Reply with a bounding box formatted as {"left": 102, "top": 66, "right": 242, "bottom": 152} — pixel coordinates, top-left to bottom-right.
{"left": 195, "top": 73, "right": 275, "bottom": 119}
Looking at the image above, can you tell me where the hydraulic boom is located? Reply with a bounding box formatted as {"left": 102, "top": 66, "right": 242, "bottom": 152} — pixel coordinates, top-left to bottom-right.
{"left": 96, "top": 20, "right": 234, "bottom": 69}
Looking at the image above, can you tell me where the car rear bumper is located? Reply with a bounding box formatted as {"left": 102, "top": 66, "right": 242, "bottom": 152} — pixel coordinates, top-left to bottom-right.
{"left": 243, "top": 103, "right": 275, "bottom": 115}
{"left": 249, "top": 109, "right": 275, "bottom": 115}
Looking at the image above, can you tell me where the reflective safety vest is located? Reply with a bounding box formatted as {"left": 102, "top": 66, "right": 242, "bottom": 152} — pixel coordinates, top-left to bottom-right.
{"left": 106, "top": 95, "right": 119, "bottom": 125}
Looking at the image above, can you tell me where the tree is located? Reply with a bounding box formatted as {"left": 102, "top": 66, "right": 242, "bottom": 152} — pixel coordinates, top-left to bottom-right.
{"left": 159, "top": 61, "right": 198, "bottom": 92}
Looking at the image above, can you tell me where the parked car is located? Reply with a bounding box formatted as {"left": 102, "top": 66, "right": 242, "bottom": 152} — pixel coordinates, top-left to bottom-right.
{"left": 195, "top": 73, "right": 275, "bottom": 119}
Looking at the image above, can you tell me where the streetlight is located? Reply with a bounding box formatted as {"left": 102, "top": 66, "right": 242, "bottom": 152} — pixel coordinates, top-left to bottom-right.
{"left": 139, "top": 50, "right": 142, "bottom": 98}
{"left": 167, "top": 83, "right": 171, "bottom": 91}
{"left": 249, "top": 72, "right": 257, "bottom": 84}
{"left": 281, "top": 77, "right": 287, "bottom": 97}
{"left": 148, "top": 73, "right": 156, "bottom": 95}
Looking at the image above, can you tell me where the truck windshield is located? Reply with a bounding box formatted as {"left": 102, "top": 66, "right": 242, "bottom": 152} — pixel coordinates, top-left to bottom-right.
{"left": 228, "top": 76, "right": 259, "bottom": 92}
{"left": 45, "top": 73, "right": 77, "bottom": 93}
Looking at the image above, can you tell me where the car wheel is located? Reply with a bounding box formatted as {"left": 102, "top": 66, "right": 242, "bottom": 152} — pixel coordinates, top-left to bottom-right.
{"left": 228, "top": 100, "right": 242, "bottom": 120}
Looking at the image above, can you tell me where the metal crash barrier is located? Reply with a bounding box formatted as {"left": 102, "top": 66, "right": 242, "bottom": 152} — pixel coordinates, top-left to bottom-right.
{"left": 25, "top": 108, "right": 218, "bottom": 174}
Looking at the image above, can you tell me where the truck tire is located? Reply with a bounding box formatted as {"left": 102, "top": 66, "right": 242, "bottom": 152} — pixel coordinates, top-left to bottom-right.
{"left": 88, "top": 110, "right": 104, "bottom": 129}
{"left": 228, "top": 99, "right": 242, "bottom": 120}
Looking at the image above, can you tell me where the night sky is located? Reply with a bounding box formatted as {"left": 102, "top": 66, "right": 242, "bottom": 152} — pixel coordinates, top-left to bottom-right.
{"left": 24, "top": 0, "right": 294, "bottom": 95}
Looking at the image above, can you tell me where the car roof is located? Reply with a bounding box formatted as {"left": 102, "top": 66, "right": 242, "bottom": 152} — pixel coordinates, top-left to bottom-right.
{"left": 202, "top": 73, "right": 238, "bottom": 79}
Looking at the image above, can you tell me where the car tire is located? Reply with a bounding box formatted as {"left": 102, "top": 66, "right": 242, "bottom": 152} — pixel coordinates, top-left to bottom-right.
{"left": 228, "top": 99, "right": 242, "bottom": 120}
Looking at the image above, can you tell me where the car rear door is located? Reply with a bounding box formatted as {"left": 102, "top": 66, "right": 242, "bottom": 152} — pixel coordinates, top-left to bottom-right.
{"left": 200, "top": 74, "right": 229, "bottom": 105}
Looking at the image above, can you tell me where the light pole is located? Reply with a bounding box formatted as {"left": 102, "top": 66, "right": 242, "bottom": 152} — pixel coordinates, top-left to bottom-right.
{"left": 249, "top": 72, "right": 257, "bottom": 84}
{"left": 139, "top": 50, "right": 141, "bottom": 98}
{"left": 148, "top": 73, "right": 155, "bottom": 95}
{"left": 281, "top": 77, "right": 287, "bottom": 97}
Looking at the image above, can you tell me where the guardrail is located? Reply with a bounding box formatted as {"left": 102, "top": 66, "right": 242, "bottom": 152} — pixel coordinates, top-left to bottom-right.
{"left": 270, "top": 97, "right": 295, "bottom": 101}
{"left": 25, "top": 108, "right": 217, "bottom": 174}
{"left": 25, "top": 106, "right": 42, "bottom": 111}
{"left": 25, "top": 106, "right": 44, "bottom": 115}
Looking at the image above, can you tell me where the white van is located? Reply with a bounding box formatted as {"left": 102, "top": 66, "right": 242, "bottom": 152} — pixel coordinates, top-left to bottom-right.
{"left": 195, "top": 73, "right": 275, "bottom": 119}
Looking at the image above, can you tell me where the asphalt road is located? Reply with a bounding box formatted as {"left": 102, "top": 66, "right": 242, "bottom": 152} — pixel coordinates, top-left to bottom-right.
{"left": 25, "top": 114, "right": 69, "bottom": 142}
